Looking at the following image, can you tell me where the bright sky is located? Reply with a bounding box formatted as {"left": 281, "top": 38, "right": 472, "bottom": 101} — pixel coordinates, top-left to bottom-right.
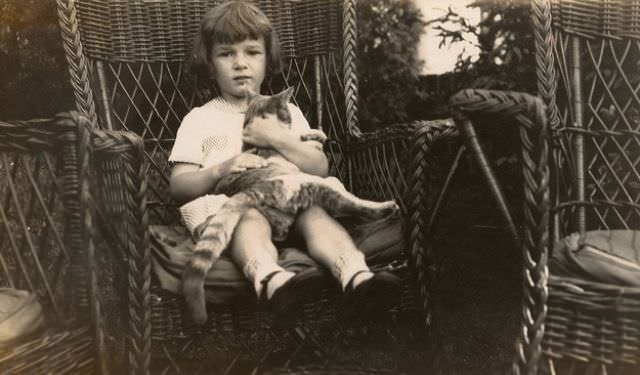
{"left": 415, "top": 0, "right": 480, "bottom": 75}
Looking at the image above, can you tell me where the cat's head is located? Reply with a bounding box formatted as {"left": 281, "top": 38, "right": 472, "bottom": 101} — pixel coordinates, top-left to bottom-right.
{"left": 243, "top": 87, "right": 294, "bottom": 128}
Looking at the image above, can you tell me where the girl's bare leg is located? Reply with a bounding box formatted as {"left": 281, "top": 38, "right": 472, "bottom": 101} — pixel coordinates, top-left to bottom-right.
{"left": 293, "top": 206, "right": 375, "bottom": 290}
{"left": 229, "top": 208, "right": 293, "bottom": 298}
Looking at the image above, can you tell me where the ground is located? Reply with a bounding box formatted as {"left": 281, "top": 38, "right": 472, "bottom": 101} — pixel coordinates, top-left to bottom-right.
{"left": 263, "top": 151, "right": 524, "bottom": 375}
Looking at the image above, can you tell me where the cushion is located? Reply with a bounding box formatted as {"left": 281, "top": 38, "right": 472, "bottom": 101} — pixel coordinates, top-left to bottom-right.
{"left": 549, "top": 230, "right": 640, "bottom": 286}
{"left": 151, "top": 216, "right": 404, "bottom": 305}
{"left": 0, "top": 288, "right": 44, "bottom": 344}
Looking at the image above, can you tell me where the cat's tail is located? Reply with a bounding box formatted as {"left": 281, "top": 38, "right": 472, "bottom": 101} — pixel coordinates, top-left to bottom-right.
{"left": 182, "top": 202, "right": 246, "bottom": 324}
{"left": 182, "top": 247, "right": 218, "bottom": 325}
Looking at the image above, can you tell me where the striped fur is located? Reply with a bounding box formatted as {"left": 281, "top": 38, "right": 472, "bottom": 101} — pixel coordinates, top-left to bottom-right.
{"left": 182, "top": 88, "right": 399, "bottom": 324}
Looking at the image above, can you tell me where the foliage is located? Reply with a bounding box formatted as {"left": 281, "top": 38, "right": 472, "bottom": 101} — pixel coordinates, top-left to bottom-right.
{"left": 429, "top": 0, "right": 534, "bottom": 191}
{"left": 433, "top": 0, "right": 535, "bottom": 93}
{"left": 0, "top": 0, "right": 73, "bottom": 119}
{"left": 356, "top": 0, "right": 427, "bottom": 130}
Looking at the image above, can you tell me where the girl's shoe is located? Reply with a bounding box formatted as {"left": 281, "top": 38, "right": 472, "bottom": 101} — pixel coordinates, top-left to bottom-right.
{"left": 345, "top": 270, "right": 402, "bottom": 315}
{"left": 263, "top": 267, "right": 328, "bottom": 321}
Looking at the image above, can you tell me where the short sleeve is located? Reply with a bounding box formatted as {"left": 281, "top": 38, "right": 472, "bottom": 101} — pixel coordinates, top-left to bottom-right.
{"left": 169, "top": 112, "right": 203, "bottom": 166}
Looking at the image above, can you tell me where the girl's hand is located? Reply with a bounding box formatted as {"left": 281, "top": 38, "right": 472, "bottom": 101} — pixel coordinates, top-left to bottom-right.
{"left": 222, "top": 150, "right": 268, "bottom": 173}
{"left": 242, "top": 114, "right": 288, "bottom": 148}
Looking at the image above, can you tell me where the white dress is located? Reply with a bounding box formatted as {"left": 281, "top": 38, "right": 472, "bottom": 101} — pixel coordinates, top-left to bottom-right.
{"left": 168, "top": 97, "right": 313, "bottom": 233}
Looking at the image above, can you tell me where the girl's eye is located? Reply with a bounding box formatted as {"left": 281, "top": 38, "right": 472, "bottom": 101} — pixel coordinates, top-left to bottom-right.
{"left": 248, "top": 50, "right": 263, "bottom": 56}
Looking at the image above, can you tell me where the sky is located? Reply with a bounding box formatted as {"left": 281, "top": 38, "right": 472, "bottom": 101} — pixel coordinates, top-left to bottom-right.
{"left": 415, "top": 0, "right": 480, "bottom": 75}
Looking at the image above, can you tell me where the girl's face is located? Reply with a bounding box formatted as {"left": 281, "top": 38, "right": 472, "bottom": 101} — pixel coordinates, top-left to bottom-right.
{"left": 212, "top": 37, "right": 267, "bottom": 107}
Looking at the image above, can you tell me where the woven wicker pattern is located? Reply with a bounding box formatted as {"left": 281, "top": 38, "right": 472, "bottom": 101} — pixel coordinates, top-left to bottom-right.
{"left": 536, "top": 0, "right": 640, "bottom": 372}
{"left": 57, "top": 0, "right": 350, "bottom": 222}
{"left": 551, "top": 32, "right": 640, "bottom": 232}
{"left": 0, "top": 114, "right": 102, "bottom": 373}
{"left": 74, "top": 0, "right": 340, "bottom": 62}
{"left": 455, "top": 1, "right": 640, "bottom": 374}
{"left": 55, "top": 0, "right": 462, "bottom": 373}
{"left": 544, "top": 276, "right": 640, "bottom": 366}
{"left": 0, "top": 327, "right": 94, "bottom": 374}
{"left": 550, "top": 0, "right": 640, "bottom": 40}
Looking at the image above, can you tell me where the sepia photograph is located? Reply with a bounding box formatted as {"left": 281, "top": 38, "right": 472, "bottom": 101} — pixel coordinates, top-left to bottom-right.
{"left": 1, "top": 0, "right": 639, "bottom": 374}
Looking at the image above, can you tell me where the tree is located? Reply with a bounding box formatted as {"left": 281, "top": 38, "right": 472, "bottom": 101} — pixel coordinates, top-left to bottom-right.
{"left": 0, "top": 0, "right": 73, "bottom": 119}
{"left": 433, "top": 0, "right": 535, "bottom": 93}
{"left": 357, "top": 0, "right": 427, "bottom": 130}
{"left": 431, "top": 0, "right": 534, "bottom": 198}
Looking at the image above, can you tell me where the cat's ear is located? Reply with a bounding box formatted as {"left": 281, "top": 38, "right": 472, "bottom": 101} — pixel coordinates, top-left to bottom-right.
{"left": 276, "top": 87, "right": 294, "bottom": 103}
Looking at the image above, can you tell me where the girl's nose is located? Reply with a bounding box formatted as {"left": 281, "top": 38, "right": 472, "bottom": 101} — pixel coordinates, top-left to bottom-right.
{"left": 233, "top": 54, "right": 247, "bottom": 69}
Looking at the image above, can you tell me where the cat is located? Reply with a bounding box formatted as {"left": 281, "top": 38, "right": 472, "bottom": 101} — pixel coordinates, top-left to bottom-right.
{"left": 182, "top": 87, "right": 399, "bottom": 324}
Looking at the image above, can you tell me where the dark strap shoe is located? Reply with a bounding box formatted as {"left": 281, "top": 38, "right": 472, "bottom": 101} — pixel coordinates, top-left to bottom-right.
{"left": 345, "top": 270, "right": 402, "bottom": 316}
{"left": 262, "top": 267, "right": 330, "bottom": 322}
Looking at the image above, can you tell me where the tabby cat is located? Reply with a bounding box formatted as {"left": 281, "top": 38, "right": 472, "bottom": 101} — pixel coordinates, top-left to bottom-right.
{"left": 182, "top": 87, "right": 399, "bottom": 324}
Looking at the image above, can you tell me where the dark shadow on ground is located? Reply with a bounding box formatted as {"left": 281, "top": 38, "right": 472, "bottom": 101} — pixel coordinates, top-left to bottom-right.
{"left": 265, "top": 149, "right": 524, "bottom": 375}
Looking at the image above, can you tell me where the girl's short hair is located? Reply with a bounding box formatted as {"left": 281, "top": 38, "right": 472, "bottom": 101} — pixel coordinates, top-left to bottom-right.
{"left": 190, "top": 1, "right": 282, "bottom": 84}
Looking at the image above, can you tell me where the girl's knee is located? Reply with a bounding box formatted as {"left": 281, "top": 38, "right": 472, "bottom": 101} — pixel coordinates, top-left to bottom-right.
{"left": 240, "top": 208, "right": 269, "bottom": 226}
{"left": 295, "top": 206, "right": 335, "bottom": 235}
{"left": 297, "top": 206, "right": 328, "bottom": 225}
{"left": 231, "top": 209, "right": 277, "bottom": 258}
{"left": 235, "top": 208, "right": 271, "bottom": 237}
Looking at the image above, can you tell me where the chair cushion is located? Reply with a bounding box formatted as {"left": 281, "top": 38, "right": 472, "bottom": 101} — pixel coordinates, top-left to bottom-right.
{"left": 550, "top": 230, "right": 640, "bottom": 286}
{"left": 150, "top": 216, "right": 404, "bottom": 305}
{"left": 0, "top": 288, "right": 44, "bottom": 344}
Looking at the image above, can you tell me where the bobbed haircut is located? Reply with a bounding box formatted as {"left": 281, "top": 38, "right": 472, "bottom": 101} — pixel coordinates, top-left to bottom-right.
{"left": 189, "top": 1, "right": 282, "bottom": 85}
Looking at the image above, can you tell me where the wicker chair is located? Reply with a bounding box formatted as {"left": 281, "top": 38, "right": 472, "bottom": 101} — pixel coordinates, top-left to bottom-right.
{"left": 451, "top": 0, "right": 640, "bottom": 373}
{"left": 0, "top": 113, "right": 128, "bottom": 374}
{"left": 53, "top": 0, "right": 460, "bottom": 373}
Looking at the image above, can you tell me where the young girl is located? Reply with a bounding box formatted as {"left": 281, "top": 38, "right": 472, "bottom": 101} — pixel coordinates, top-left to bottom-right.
{"left": 169, "top": 1, "right": 400, "bottom": 318}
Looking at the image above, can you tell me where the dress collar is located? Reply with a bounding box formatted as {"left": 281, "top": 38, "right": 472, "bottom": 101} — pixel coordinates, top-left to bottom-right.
{"left": 209, "top": 96, "right": 247, "bottom": 113}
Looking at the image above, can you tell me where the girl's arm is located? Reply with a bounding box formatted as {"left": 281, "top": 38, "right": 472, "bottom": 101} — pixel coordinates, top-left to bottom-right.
{"left": 270, "top": 132, "right": 329, "bottom": 177}
{"left": 170, "top": 152, "right": 268, "bottom": 204}
{"left": 243, "top": 115, "right": 329, "bottom": 177}
{"left": 169, "top": 162, "right": 228, "bottom": 204}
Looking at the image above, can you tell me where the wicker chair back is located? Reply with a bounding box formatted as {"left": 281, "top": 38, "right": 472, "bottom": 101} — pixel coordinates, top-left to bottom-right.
{"left": 538, "top": 0, "right": 640, "bottom": 236}
{"left": 60, "top": 0, "right": 352, "bottom": 225}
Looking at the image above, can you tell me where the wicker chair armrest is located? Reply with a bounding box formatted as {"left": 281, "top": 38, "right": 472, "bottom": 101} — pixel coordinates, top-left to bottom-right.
{"left": 0, "top": 114, "right": 77, "bottom": 151}
{"left": 86, "top": 126, "right": 150, "bottom": 374}
{"left": 341, "top": 119, "right": 459, "bottom": 230}
{"left": 0, "top": 112, "right": 113, "bottom": 373}
{"left": 90, "top": 126, "right": 149, "bottom": 265}
{"left": 346, "top": 119, "right": 457, "bottom": 147}
{"left": 0, "top": 112, "right": 94, "bottom": 311}
{"left": 342, "top": 119, "right": 459, "bottom": 198}
{"left": 450, "top": 89, "right": 551, "bottom": 373}
{"left": 449, "top": 89, "right": 550, "bottom": 264}
{"left": 338, "top": 119, "right": 460, "bottom": 326}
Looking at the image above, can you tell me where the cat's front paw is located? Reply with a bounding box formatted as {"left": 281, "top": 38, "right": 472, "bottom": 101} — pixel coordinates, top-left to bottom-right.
{"left": 300, "top": 129, "right": 327, "bottom": 144}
